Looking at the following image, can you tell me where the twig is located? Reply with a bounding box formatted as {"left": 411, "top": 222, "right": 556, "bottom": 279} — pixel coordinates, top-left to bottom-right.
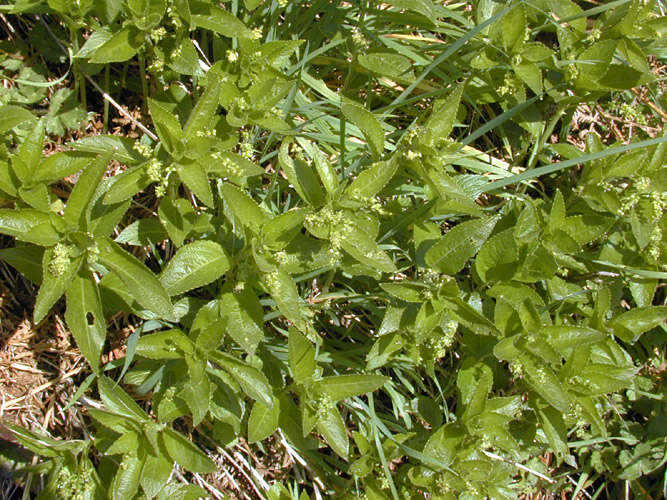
{"left": 482, "top": 450, "right": 555, "bottom": 484}
{"left": 83, "top": 74, "right": 158, "bottom": 141}
{"left": 36, "top": 15, "right": 158, "bottom": 141}
{"left": 216, "top": 446, "right": 266, "bottom": 500}
{"left": 567, "top": 474, "right": 592, "bottom": 499}
{"left": 631, "top": 87, "right": 667, "bottom": 122}
{"left": 1, "top": 365, "right": 85, "bottom": 410}
{"left": 232, "top": 449, "right": 270, "bottom": 491}
{"left": 191, "top": 39, "right": 211, "bottom": 70}
{"left": 192, "top": 473, "right": 226, "bottom": 500}
{"left": 277, "top": 429, "right": 326, "bottom": 491}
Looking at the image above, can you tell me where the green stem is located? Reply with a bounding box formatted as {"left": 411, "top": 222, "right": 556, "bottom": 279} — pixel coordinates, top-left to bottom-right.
{"left": 339, "top": 107, "right": 347, "bottom": 178}
{"left": 138, "top": 55, "right": 149, "bottom": 116}
{"left": 103, "top": 64, "right": 110, "bottom": 133}
{"left": 526, "top": 104, "right": 567, "bottom": 171}
{"left": 69, "top": 24, "right": 86, "bottom": 109}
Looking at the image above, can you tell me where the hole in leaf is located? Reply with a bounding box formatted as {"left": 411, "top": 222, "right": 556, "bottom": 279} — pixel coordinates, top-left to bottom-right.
{"left": 86, "top": 312, "right": 95, "bottom": 326}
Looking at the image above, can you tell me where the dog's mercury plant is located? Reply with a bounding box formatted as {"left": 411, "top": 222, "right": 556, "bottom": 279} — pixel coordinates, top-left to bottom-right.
{"left": 0, "top": 0, "right": 665, "bottom": 498}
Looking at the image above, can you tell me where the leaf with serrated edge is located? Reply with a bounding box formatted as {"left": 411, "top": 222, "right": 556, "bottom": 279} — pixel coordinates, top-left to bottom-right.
{"left": 160, "top": 240, "right": 230, "bottom": 296}
{"left": 248, "top": 398, "right": 280, "bottom": 443}
{"left": 161, "top": 428, "right": 216, "bottom": 474}
{"left": 65, "top": 270, "right": 106, "bottom": 372}
{"left": 317, "top": 405, "right": 349, "bottom": 459}
{"left": 312, "top": 374, "right": 387, "bottom": 402}
{"left": 341, "top": 102, "right": 384, "bottom": 159}
{"left": 289, "top": 327, "right": 316, "bottom": 384}
{"left": 425, "top": 216, "right": 498, "bottom": 275}
{"left": 34, "top": 250, "right": 83, "bottom": 324}
{"left": 344, "top": 160, "right": 398, "bottom": 202}
{"left": 97, "top": 237, "right": 174, "bottom": 321}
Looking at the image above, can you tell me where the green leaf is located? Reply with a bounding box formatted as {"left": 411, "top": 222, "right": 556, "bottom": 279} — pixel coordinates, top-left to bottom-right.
{"left": 0, "top": 244, "right": 44, "bottom": 284}
{"left": 518, "top": 352, "right": 570, "bottom": 412}
{"left": 573, "top": 364, "right": 636, "bottom": 395}
{"left": 247, "top": 76, "right": 293, "bottom": 111}
{"left": 219, "top": 290, "right": 264, "bottom": 354}
{"left": 446, "top": 296, "right": 501, "bottom": 337}
{"left": 12, "top": 118, "right": 44, "bottom": 183}
{"left": 18, "top": 184, "right": 49, "bottom": 211}
{"left": 89, "top": 178, "right": 133, "bottom": 238}
{"left": 543, "top": 326, "right": 607, "bottom": 352}
{"left": 366, "top": 333, "right": 405, "bottom": 370}
{"left": 244, "top": 0, "right": 262, "bottom": 10}
{"left": 183, "top": 78, "right": 222, "bottom": 145}
{"left": 8, "top": 424, "right": 65, "bottom": 457}
{"left": 262, "top": 208, "right": 306, "bottom": 251}
{"left": 520, "top": 42, "right": 553, "bottom": 62}
{"left": 97, "top": 237, "right": 175, "bottom": 321}
{"left": 63, "top": 153, "right": 110, "bottom": 231}
{"left": 148, "top": 98, "right": 183, "bottom": 154}
{"left": 357, "top": 53, "right": 414, "bottom": 83}
{"left": 177, "top": 161, "right": 213, "bottom": 207}
{"left": 344, "top": 160, "right": 398, "bottom": 202}
{"left": 111, "top": 453, "right": 144, "bottom": 500}
{"left": 161, "top": 428, "right": 216, "bottom": 474}
{"left": 220, "top": 183, "right": 268, "bottom": 232}
{"left": 609, "top": 306, "right": 667, "bottom": 343}
{"left": 0, "top": 209, "right": 59, "bottom": 246}
{"left": 141, "top": 453, "right": 173, "bottom": 499}
{"left": 34, "top": 249, "right": 83, "bottom": 324}
{"left": 424, "top": 85, "right": 465, "bottom": 143}
{"left": 547, "top": 0, "right": 586, "bottom": 32}
{"left": 341, "top": 102, "right": 384, "bottom": 159}
{"left": 97, "top": 376, "right": 148, "bottom": 421}
{"left": 206, "top": 151, "right": 264, "bottom": 179}
{"left": 160, "top": 240, "right": 230, "bottom": 296}
{"left": 384, "top": 0, "right": 434, "bottom": 19}
{"left": 0, "top": 104, "right": 35, "bottom": 134}
{"left": 457, "top": 362, "right": 492, "bottom": 420}
{"left": 425, "top": 216, "right": 499, "bottom": 274}
{"left": 289, "top": 327, "right": 316, "bottom": 384}
{"left": 90, "top": 27, "right": 143, "bottom": 63}
{"left": 514, "top": 62, "right": 542, "bottom": 94}
{"left": 502, "top": 2, "right": 526, "bottom": 52}
{"left": 168, "top": 38, "right": 203, "bottom": 76}
{"left": 103, "top": 163, "right": 150, "bottom": 205}
{"left": 296, "top": 138, "right": 339, "bottom": 196}
{"left": 179, "top": 361, "right": 211, "bottom": 426}
{"left": 278, "top": 142, "right": 326, "bottom": 208}
{"left": 158, "top": 196, "right": 193, "bottom": 247}
{"left": 312, "top": 374, "right": 387, "bottom": 402}
{"left": 475, "top": 227, "right": 520, "bottom": 283}
{"left": 209, "top": 351, "right": 273, "bottom": 406}
{"left": 190, "top": 1, "right": 253, "bottom": 38}
{"left": 0, "top": 160, "right": 19, "bottom": 197}
{"left": 76, "top": 27, "right": 113, "bottom": 58}
{"left": 563, "top": 215, "right": 614, "bottom": 246}
{"left": 265, "top": 268, "right": 313, "bottom": 336}
{"left": 340, "top": 222, "right": 396, "bottom": 273}
{"left": 380, "top": 281, "right": 423, "bottom": 303}
{"left": 69, "top": 135, "right": 144, "bottom": 166}
{"left": 115, "top": 218, "right": 168, "bottom": 246}
{"left": 34, "top": 151, "right": 92, "bottom": 184}
{"left": 317, "top": 405, "right": 349, "bottom": 459}
{"left": 248, "top": 397, "right": 280, "bottom": 443}
{"left": 65, "top": 270, "right": 106, "bottom": 372}
{"left": 136, "top": 329, "right": 193, "bottom": 360}
{"left": 423, "top": 422, "right": 465, "bottom": 468}
{"left": 536, "top": 406, "right": 570, "bottom": 460}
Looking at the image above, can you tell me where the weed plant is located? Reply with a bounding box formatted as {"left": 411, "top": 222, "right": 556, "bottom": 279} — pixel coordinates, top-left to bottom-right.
{"left": 0, "top": 0, "right": 666, "bottom": 498}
